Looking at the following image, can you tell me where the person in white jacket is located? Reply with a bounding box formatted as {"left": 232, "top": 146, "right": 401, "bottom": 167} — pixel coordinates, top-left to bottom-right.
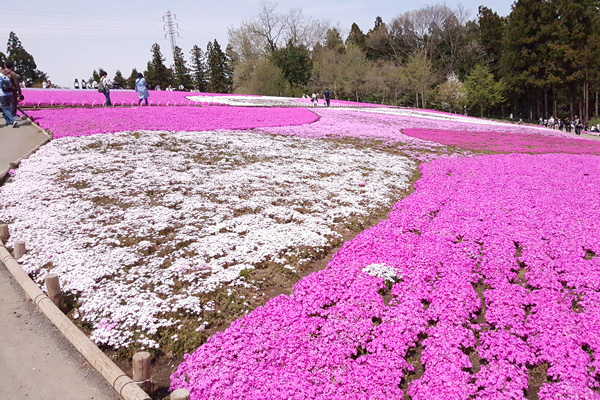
{"left": 100, "top": 71, "right": 112, "bottom": 106}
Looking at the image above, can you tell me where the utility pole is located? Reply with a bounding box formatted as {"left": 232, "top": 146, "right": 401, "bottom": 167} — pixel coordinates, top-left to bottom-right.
{"left": 163, "top": 10, "right": 179, "bottom": 55}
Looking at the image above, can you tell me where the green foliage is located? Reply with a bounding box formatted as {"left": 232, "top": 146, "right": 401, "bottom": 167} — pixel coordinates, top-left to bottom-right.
{"left": 127, "top": 68, "right": 139, "bottom": 90}
{"left": 270, "top": 40, "right": 312, "bottom": 93}
{"left": 6, "top": 32, "right": 46, "bottom": 83}
{"left": 346, "top": 23, "right": 366, "bottom": 48}
{"left": 172, "top": 45, "right": 192, "bottom": 90}
{"left": 239, "top": 58, "right": 290, "bottom": 96}
{"left": 206, "top": 39, "right": 232, "bottom": 93}
{"left": 465, "top": 64, "right": 505, "bottom": 117}
{"left": 325, "top": 28, "right": 345, "bottom": 53}
{"left": 189, "top": 45, "right": 207, "bottom": 91}
{"left": 145, "top": 43, "right": 173, "bottom": 90}
{"left": 478, "top": 6, "right": 506, "bottom": 77}
{"left": 434, "top": 73, "right": 467, "bottom": 113}
{"left": 113, "top": 70, "right": 126, "bottom": 88}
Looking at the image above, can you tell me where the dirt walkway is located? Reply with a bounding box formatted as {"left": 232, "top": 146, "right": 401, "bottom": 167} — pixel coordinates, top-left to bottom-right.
{"left": 0, "top": 263, "right": 117, "bottom": 399}
{"left": 0, "top": 120, "right": 117, "bottom": 400}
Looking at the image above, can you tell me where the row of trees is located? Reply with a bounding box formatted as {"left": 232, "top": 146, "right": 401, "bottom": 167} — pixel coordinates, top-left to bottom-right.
{"left": 1, "top": 32, "right": 47, "bottom": 83}
{"left": 96, "top": 40, "right": 233, "bottom": 93}
{"left": 225, "top": 0, "right": 600, "bottom": 121}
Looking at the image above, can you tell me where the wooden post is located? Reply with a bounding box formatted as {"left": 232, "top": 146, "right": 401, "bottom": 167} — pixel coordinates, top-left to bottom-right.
{"left": 170, "top": 389, "right": 190, "bottom": 400}
{"left": 132, "top": 351, "right": 152, "bottom": 393}
{"left": 0, "top": 224, "right": 8, "bottom": 242}
{"left": 13, "top": 240, "right": 26, "bottom": 260}
{"left": 0, "top": 241, "right": 150, "bottom": 399}
{"left": 45, "top": 273, "right": 62, "bottom": 308}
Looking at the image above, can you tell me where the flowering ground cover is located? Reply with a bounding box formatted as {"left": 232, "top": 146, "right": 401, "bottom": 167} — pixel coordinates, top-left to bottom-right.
{"left": 27, "top": 106, "right": 318, "bottom": 138}
{"left": 171, "top": 152, "right": 600, "bottom": 399}
{"left": 403, "top": 128, "right": 600, "bottom": 155}
{"left": 0, "top": 130, "right": 416, "bottom": 351}
{"left": 20, "top": 88, "right": 255, "bottom": 107}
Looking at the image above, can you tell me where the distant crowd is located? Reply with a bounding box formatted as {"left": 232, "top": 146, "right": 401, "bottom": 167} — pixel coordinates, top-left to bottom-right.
{"left": 539, "top": 116, "right": 589, "bottom": 135}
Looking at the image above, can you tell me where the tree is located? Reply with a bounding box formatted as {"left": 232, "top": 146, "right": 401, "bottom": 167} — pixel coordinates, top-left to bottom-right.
{"left": 172, "top": 45, "right": 192, "bottom": 90}
{"left": 238, "top": 58, "right": 290, "bottom": 96}
{"left": 189, "top": 45, "right": 207, "bottom": 91}
{"left": 145, "top": 43, "right": 172, "bottom": 89}
{"left": 405, "top": 51, "right": 437, "bottom": 108}
{"left": 477, "top": 6, "right": 505, "bottom": 77}
{"left": 434, "top": 72, "right": 467, "bottom": 113}
{"left": 270, "top": 39, "right": 312, "bottom": 93}
{"left": 127, "top": 68, "right": 139, "bottom": 90}
{"left": 346, "top": 23, "right": 366, "bottom": 48}
{"left": 113, "top": 70, "right": 126, "bottom": 88}
{"left": 206, "top": 39, "right": 231, "bottom": 93}
{"left": 340, "top": 45, "right": 369, "bottom": 102}
{"left": 7, "top": 32, "right": 46, "bottom": 82}
{"left": 325, "top": 28, "right": 345, "bottom": 53}
{"left": 465, "top": 64, "right": 505, "bottom": 117}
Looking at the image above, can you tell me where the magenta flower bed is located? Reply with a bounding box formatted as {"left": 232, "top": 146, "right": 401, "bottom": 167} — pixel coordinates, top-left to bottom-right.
{"left": 20, "top": 88, "right": 255, "bottom": 107}
{"left": 28, "top": 106, "right": 318, "bottom": 138}
{"left": 171, "top": 153, "right": 600, "bottom": 399}
{"left": 404, "top": 128, "right": 600, "bottom": 154}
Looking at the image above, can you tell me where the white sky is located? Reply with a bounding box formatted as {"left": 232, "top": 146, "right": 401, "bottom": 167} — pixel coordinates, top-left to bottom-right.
{"left": 3, "top": 0, "right": 513, "bottom": 87}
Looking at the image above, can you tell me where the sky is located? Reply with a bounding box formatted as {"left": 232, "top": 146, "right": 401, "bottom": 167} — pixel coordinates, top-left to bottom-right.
{"left": 3, "top": 1, "right": 513, "bottom": 87}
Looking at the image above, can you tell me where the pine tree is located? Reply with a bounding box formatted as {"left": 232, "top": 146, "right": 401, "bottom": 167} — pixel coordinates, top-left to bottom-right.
{"left": 145, "top": 43, "right": 172, "bottom": 90}
{"left": 127, "top": 68, "right": 139, "bottom": 89}
{"left": 6, "top": 32, "right": 46, "bottom": 82}
{"left": 189, "top": 45, "right": 207, "bottom": 91}
{"left": 113, "top": 70, "right": 126, "bottom": 88}
{"left": 206, "top": 40, "right": 230, "bottom": 93}
{"left": 477, "top": 6, "right": 505, "bottom": 77}
{"left": 346, "top": 23, "right": 366, "bottom": 48}
{"left": 172, "top": 45, "right": 192, "bottom": 90}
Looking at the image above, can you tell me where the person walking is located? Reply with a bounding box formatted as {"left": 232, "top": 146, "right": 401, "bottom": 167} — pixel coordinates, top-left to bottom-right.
{"left": 311, "top": 90, "right": 318, "bottom": 107}
{"left": 74, "top": 79, "right": 80, "bottom": 89}
{"left": 2, "top": 61, "right": 22, "bottom": 119}
{"left": 135, "top": 73, "right": 149, "bottom": 106}
{"left": 0, "top": 71, "right": 17, "bottom": 127}
{"left": 323, "top": 88, "right": 331, "bottom": 107}
{"left": 99, "top": 71, "right": 112, "bottom": 106}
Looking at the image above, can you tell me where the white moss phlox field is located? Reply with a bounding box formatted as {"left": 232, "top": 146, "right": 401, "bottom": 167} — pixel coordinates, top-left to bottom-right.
{"left": 0, "top": 130, "right": 415, "bottom": 348}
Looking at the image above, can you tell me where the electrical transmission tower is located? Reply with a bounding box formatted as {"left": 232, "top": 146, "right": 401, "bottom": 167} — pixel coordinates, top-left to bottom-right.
{"left": 163, "top": 10, "right": 179, "bottom": 54}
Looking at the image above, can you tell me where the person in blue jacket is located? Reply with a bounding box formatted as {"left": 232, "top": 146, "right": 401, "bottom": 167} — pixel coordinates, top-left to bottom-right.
{"left": 135, "top": 73, "right": 150, "bottom": 106}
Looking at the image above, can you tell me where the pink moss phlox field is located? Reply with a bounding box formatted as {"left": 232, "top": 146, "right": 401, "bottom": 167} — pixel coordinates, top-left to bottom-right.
{"left": 258, "top": 109, "right": 574, "bottom": 145}
{"left": 292, "top": 98, "right": 388, "bottom": 108}
{"left": 171, "top": 153, "right": 600, "bottom": 399}
{"left": 20, "top": 88, "right": 256, "bottom": 107}
{"left": 404, "top": 128, "right": 600, "bottom": 154}
{"left": 27, "top": 106, "right": 318, "bottom": 138}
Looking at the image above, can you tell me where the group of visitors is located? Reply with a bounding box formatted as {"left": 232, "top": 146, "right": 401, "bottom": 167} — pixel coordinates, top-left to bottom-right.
{"left": 540, "top": 116, "right": 584, "bottom": 135}
{"left": 0, "top": 61, "right": 22, "bottom": 128}
{"left": 91, "top": 71, "right": 149, "bottom": 106}
{"left": 310, "top": 89, "right": 331, "bottom": 107}
{"left": 72, "top": 78, "right": 98, "bottom": 90}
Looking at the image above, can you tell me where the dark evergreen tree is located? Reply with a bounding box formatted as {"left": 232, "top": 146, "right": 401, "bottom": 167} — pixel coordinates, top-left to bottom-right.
{"left": 172, "top": 45, "right": 192, "bottom": 90}
{"left": 325, "top": 28, "right": 345, "bottom": 53}
{"left": 6, "top": 32, "right": 46, "bottom": 82}
{"left": 270, "top": 40, "right": 312, "bottom": 91}
{"left": 206, "top": 39, "right": 230, "bottom": 93}
{"left": 189, "top": 45, "right": 207, "bottom": 91}
{"left": 346, "top": 23, "right": 366, "bottom": 48}
{"left": 145, "top": 43, "right": 172, "bottom": 89}
{"left": 127, "top": 68, "right": 139, "bottom": 89}
{"left": 113, "top": 70, "right": 126, "bottom": 88}
{"left": 478, "top": 6, "right": 506, "bottom": 77}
